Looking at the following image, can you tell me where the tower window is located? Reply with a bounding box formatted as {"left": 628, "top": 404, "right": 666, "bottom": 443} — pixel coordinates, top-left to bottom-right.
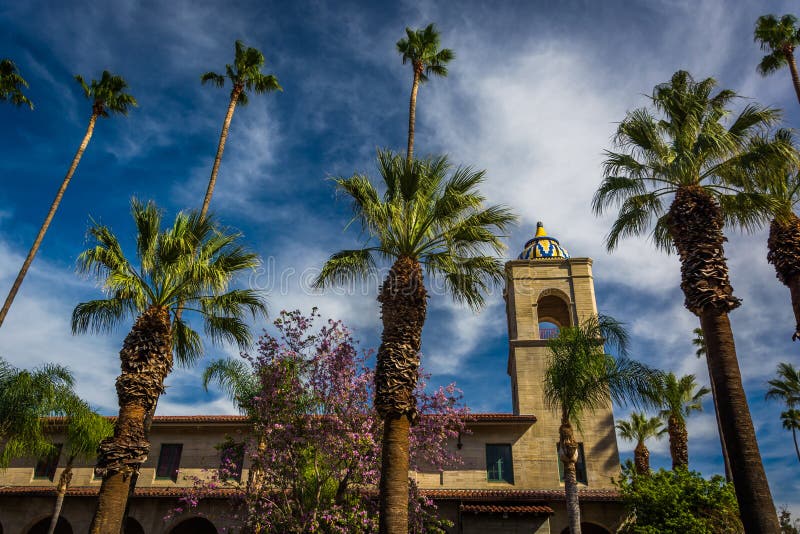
{"left": 539, "top": 321, "right": 560, "bottom": 339}
{"left": 33, "top": 443, "right": 62, "bottom": 481}
{"left": 156, "top": 443, "right": 183, "bottom": 481}
{"left": 486, "top": 444, "right": 514, "bottom": 483}
{"left": 557, "top": 443, "right": 588, "bottom": 484}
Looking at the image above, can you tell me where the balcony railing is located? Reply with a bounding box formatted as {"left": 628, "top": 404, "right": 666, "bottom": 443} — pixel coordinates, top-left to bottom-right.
{"left": 539, "top": 327, "right": 560, "bottom": 340}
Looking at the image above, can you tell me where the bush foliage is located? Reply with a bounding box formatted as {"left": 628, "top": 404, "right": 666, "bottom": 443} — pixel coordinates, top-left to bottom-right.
{"left": 615, "top": 462, "right": 742, "bottom": 533}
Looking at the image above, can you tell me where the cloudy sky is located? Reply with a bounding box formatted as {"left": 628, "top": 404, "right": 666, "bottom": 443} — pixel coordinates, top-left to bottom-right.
{"left": 2, "top": 0, "right": 799, "bottom": 513}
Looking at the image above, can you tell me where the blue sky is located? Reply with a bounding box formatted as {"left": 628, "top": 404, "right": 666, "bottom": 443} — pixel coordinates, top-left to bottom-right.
{"left": 2, "top": 0, "right": 799, "bottom": 513}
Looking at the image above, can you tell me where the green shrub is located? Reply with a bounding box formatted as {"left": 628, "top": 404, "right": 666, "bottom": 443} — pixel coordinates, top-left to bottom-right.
{"left": 615, "top": 461, "right": 742, "bottom": 533}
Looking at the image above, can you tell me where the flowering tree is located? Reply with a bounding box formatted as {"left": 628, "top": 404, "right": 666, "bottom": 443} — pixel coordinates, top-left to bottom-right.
{"left": 175, "top": 309, "right": 468, "bottom": 533}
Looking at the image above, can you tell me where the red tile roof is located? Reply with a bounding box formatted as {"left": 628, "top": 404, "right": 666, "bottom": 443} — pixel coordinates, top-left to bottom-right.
{"left": 422, "top": 488, "right": 620, "bottom": 502}
{"left": 0, "top": 486, "right": 618, "bottom": 503}
{"left": 460, "top": 504, "right": 554, "bottom": 515}
{"left": 0, "top": 486, "right": 241, "bottom": 499}
{"left": 44, "top": 413, "right": 536, "bottom": 426}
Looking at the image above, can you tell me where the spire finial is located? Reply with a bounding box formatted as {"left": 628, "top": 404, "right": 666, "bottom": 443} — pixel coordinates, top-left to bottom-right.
{"left": 518, "top": 221, "right": 570, "bottom": 260}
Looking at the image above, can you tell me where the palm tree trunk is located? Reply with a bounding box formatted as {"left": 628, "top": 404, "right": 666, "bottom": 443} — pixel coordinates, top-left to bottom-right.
{"left": 47, "top": 457, "right": 74, "bottom": 534}
{"left": 201, "top": 85, "right": 242, "bottom": 219}
{"left": 701, "top": 311, "right": 779, "bottom": 533}
{"left": 667, "top": 415, "right": 688, "bottom": 469}
{"left": 793, "top": 427, "right": 800, "bottom": 465}
{"left": 785, "top": 50, "right": 800, "bottom": 105}
{"left": 380, "top": 415, "right": 411, "bottom": 534}
{"left": 559, "top": 420, "right": 581, "bottom": 534}
{"left": 119, "top": 402, "right": 158, "bottom": 533}
{"left": 89, "top": 306, "right": 173, "bottom": 534}
{"left": 406, "top": 67, "right": 421, "bottom": 164}
{"left": 634, "top": 441, "right": 650, "bottom": 475}
{"left": 704, "top": 354, "right": 733, "bottom": 482}
{"left": 766, "top": 216, "right": 800, "bottom": 341}
{"left": 669, "top": 185, "right": 778, "bottom": 533}
{"left": 376, "top": 256, "right": 427, "bottom": 534}
{"left": 0, "top": 112, "right": 98, "bottom": 329}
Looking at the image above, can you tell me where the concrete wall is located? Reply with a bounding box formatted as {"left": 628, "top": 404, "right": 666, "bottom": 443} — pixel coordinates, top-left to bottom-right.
{"left": 0, "top": 496, "right": 233, "bottom": 534}
{"left": 1, "top": 423, "right": 249, "bottom": 491}
{"left": 504, "top": 258, "right": 621, "bottom": 490}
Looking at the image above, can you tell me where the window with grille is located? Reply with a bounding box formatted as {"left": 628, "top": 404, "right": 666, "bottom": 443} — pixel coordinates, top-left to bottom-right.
{"left": 33, "top": 443, "right": 62, "bottom": 480}
{"left": 485, "top": 444, "right": 514, "bottom": 483}
{"left": 156, "top": 443, "right": 183, "bottom": 481}
{"left": 557, "top": 442, "right": 588, "bottom": 484}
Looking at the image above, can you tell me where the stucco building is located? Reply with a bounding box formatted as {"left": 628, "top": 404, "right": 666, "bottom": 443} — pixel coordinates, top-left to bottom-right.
{"left": 0, "top": 224, "right": 625, "bottom": 533}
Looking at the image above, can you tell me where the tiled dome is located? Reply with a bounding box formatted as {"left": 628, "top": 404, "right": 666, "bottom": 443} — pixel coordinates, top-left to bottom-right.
{"left": 518, "top": 222, "right": 570, "bottom": 260}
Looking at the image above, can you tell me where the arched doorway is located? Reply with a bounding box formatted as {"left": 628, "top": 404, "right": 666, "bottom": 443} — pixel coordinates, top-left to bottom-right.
{"left": 124, "top": 517, "right": 145, "bottom": 534}
{"left": 169, "top": 517, "right": 218, "bottom": 534}
{"left": 560, "top": 523, "right": 611, "bottom": 534}
{"left": 27, "top": 517, "right": 73, "bottom": 534}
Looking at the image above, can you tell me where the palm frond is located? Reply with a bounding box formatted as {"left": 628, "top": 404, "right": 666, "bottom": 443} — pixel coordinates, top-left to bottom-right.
{"left": 314, "top": 249, "right": 378, "bottom": 289}
{"left": 203, "top": 315, "right": 253, "bottom": 350}
{"left": 201, "top": 72, "right": 226, "bottom": 87}
{"left": 172, "top": 318, "right": 204, "bottom": 367}
{"left": 71, "top": 298, "right": 131, "bottom": 335}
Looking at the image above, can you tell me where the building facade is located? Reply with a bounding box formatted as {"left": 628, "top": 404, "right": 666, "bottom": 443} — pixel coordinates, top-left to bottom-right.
{"left": 0, "top": 224, "right": 625, "bottom": 533}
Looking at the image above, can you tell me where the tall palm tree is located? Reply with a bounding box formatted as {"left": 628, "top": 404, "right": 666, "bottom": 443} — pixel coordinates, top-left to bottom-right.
{"left": 545, "top": 315, "right": 659, "bottom": 534}
{"left": 46, "top": 404, "right": 113, "bottom": 534}
{"left": 396, "top": 24, "right": 454, "bottom": 163}
{"left": 200, "top": 40, "right": 281, "bottom": 219}
{"left": 0, "top": 358, "right": 74, "bottom": 467}
{"left": 693, "top": 327, "right": 732, "bottom": 481}
{"left": 72, "top": 199, "right": 267, "bottom": 534}
{"left": 314, "top": 151, "right": 515, "bottom": 534}
{"left": 616, "top": 412, "right": 665, "bottom": 475}
{"left": 0, "top": 70, "right": 136, "bottom": 330}
{"left": 754, "top": 14, "right": 800, "bottom": 104}
{"left": 740, "top": 130, "right": 800, "bottom": 340}
{"left": 0, "top": 58, "right": 33, "bottom": 109}
{"left": 657, "top": 373, "right": 709, "bottom": 470}
{"left": 766, "top": 362, "right": 800, "bottom": 464}
{"left": 592, "top": 70, "right": 790, "bottom": 532}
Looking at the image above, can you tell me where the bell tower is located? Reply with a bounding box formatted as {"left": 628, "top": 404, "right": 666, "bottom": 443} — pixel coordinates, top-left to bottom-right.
{"left": 505, "top": 222, "right": 620, "bottom": 486}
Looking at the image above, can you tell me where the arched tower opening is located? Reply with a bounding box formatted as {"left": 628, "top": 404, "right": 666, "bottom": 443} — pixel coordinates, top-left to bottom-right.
{"left": 537, "top": 290, "right": 571, "bottom": 339}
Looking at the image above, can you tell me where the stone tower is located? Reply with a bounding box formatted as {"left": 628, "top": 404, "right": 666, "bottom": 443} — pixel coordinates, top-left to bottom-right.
{"left": 505, "top": 222, "right": 620, "bottom": 487}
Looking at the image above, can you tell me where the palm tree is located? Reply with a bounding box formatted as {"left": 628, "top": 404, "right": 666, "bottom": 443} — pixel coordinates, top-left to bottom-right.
{"left": 0, "top": 358, "right": 74, "bottom": 467}
{"left": 0, "top": 71, "right": 136, "bottom": 330}
{"left": 766, "top": 362, "right": 800, "bottom": 464}
{"left": 203, "top": 357, "right": 260, "bottom": 415}
{"left": 72, "top": 199, "right": 267, "bottom": 534}
{"left": 396, "top": 24, "right": 454, "bottom": 163}
{"left": 656, "top": 373, "right": 709, "bottom": 470}
{"left": 203, "top": 357, "right": 266, "bottom": 496}
{"left": 314, "top": 151, "right": 515, "bottom": 534}
{"left": 592, "top": 70, "right": 789, "bottom": 532}
{"left": 740, "top": 130, "right": 800, "bottom": 341}
{"left": 46, "top": 404, "right": 113, "bottom": 534}
{"left": 616, "top": 412, "right": 665, "bottom": 475}
{"left": 545, "top": 315, "right": 659, "bottom": 534}
{"left": 693, "top": 327, "right": 732, "bottom": 481}
{"left": 0, "top": 58, "right": 33, "bottom": 109}
{"left": 200, "top": 40, "right": 281, "bottom": 218}
{"left": 754, "top": 14, "right": 800, "bottom": 104}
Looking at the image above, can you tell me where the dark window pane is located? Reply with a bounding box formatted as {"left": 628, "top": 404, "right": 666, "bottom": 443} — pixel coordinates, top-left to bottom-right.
{"left": 557, "top": 442, "right": 588, "bottom": 484}
{"left": 156, "top": 444, "right": 183, "bottom": 481}
{"left": 486, "top": 444, "right": 514, "bottom": 483}
{"left": 219, "top": 441, "right": 244, "bottom": 482}
{"left": 33, "top": 443, "right": 62, "bottom": 480}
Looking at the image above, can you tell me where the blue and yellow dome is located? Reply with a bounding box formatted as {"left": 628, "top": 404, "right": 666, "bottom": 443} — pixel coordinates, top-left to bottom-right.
{"left": 518, "top": 222, "right": 570, "bottom": 260}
